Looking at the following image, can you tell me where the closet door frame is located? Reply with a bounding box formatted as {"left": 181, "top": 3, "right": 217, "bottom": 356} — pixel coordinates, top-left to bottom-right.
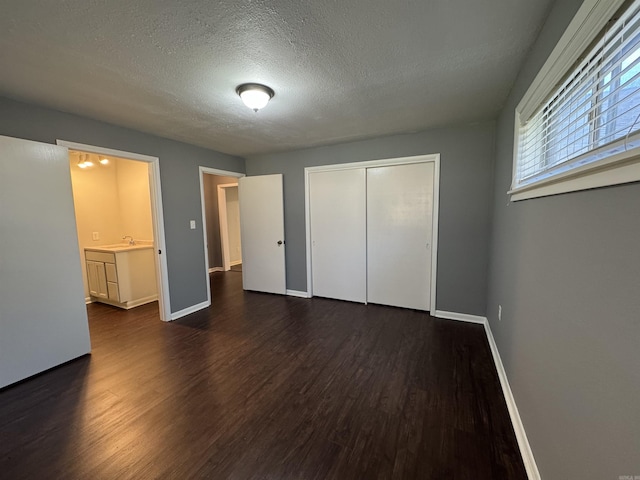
{"left": 304, "top": 154, "right": 440, "bottom": 311}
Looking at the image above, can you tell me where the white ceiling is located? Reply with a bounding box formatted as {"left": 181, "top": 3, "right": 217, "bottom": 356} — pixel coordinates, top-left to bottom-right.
{"left": 0, "top": 0, "right": 554, "bottom": 156}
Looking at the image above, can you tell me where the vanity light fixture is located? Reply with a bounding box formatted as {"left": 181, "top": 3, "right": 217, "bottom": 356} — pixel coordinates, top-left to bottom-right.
{"left": 75, "top": 153, "right": 110, "bottom": 168}
{"left": 77, "top": 153, "right": 93, "bottom": 168}
{"left": 236, "top": 83, "right": 275, "bottom": 112}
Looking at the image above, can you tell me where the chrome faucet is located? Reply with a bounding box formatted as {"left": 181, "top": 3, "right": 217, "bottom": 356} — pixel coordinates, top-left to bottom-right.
{"left": 122, "top": 235, "right": 135, "bottom": 246}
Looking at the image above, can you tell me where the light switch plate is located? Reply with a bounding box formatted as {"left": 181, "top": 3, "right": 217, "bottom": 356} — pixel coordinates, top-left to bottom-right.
{"left": 92, "top": 232, "right": 100, "bottom": 240}
{"left": 190, "top": 220, "right": 196, "bottom": 230}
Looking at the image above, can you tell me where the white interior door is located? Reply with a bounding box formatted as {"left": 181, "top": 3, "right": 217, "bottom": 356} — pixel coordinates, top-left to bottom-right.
{"left": 238, "top": 174, "right": 286, "bottom": 294}
{"left": 367, "top": 163, "right": 434, "bottom": 310}
{"left": 0, "top": 135, "right": 91, "bottom": 389}
{"left": 309, "top": 168, "right": 366, "bottom": 302}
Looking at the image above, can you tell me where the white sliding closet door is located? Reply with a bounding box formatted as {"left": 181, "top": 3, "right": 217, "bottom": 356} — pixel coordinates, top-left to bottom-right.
{"left": 309, "top": 168, "right": 366, "bottom": 302}
{"left": 367, "top": 163, "right": 434, "bottom": 310}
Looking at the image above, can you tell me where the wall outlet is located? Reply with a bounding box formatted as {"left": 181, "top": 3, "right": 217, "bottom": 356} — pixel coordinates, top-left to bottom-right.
{"left": 190, "top": 220, "right": 196, "bottom": 230}
{"left": 498, "top": 305, "right": 502, "bottom": 321}
{"left": 92, "top": 232, "right": 100, "bottom": 241}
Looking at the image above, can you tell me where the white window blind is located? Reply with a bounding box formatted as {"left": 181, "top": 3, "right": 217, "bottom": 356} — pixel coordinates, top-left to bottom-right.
{"left": 514, "top": 0, "right": 640, "bottom": 190}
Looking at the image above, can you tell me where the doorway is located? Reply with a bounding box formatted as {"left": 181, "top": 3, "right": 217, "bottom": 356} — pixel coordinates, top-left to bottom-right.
{"left": 199, "top": 167, "right": 245, "bottom": 304}
{"left": 217, "top": 183, "right": 242, "bottom": 272}
{"left": 58, "top": 140, "right": 171, "bottom": 321}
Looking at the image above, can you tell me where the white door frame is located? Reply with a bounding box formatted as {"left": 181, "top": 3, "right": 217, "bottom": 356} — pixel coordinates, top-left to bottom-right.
{"left": 199, "top": 167, "right": 245, "bottom": 305}
{"left": 56, "top": 139, "right": 172, "bottom": 322}
{"left": 304, "top": 153, "right": 441, "bottom": 312}
{"left": 217, "top": 183, "right": 240, "bottom": 271}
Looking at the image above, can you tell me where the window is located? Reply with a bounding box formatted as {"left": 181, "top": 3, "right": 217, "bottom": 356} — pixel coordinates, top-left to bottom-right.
{"left": 512, "top": 0, "right": 640, "bottom": 200}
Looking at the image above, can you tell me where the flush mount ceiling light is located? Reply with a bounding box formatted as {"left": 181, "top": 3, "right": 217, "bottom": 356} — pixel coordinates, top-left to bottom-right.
{"left": 236, "top": 83, "right": 274, "bottom": 112}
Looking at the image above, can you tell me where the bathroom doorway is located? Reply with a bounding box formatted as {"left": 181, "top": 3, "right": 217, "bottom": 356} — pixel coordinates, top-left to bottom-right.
{"left": 60, "top": 140, "right": 171, "bottom": 321}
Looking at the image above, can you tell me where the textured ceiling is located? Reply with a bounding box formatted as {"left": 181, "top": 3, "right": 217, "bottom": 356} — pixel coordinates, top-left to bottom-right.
{"left": 0, "top": 0, "right": 554, "bottom": 156}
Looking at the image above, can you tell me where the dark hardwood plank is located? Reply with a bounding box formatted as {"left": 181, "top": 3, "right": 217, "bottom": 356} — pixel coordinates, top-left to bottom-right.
{"left": 0, "top": 270, "right": 526, "bottom": 479}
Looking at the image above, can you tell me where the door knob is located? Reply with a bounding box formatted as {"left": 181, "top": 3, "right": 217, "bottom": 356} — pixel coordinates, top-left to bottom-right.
{"left": 277, "top": 240, "right": 284, "bottom": 245}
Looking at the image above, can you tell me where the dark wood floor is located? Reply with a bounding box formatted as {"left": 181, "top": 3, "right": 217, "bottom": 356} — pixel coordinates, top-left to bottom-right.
{"left": 0, "top": 271, "right": 526, "bottom": 479}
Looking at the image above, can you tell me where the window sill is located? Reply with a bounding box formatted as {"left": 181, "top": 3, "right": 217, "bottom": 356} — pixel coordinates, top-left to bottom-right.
{"left": 509, "top": 148, "right": 640, "bottom": 201}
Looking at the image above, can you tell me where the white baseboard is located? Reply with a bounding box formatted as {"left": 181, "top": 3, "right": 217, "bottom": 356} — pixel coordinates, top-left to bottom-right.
{"left": 208, "top": 267, "right": 224, "bottom": 273}
{"left": 230, "top": 260, "right": 242, "bottom": 266}
{"left": 126, "top": 294, "right": 158, "bottom": 309}
{"left": 483, "top": 320, "right": 540, "bottom": 480}
{"left": 170, "top": 300, "right": 210, "bottom": 321}
{"left": 434, "top": 309, "right": 540, "bottom": 479}
{"left": 433, "top": 310, "right": 487, "bottom": 324}
{"left": 85, "top": 296, "right": 92, "bottom": 305}
{"left": 286, "top": 289, "right": 310, "bottom": 298}
{"left": 86, "top": 295, "right": 158, "bottom": 310}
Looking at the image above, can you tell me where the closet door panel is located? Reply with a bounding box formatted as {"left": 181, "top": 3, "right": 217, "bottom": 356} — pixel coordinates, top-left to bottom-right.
{"left": 309, "top": 168, "right": 366, "bottom": 303}
{"left": 367, "top": 163, "right": 434, "bottom": 310}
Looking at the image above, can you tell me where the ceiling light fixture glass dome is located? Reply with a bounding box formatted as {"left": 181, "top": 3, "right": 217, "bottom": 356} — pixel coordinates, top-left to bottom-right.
{"left": 236, "top": 83, "right": 275, "bottom": 112}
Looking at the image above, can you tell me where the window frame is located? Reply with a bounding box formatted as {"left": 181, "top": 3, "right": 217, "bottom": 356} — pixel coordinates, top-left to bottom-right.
{"left": 510, "top": 0, "right": 640, "bottom": 201}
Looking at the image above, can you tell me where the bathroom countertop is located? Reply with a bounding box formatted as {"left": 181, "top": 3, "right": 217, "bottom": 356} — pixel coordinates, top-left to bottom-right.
{"left": 85, "top": 243, "right": 154, "bottom": 253}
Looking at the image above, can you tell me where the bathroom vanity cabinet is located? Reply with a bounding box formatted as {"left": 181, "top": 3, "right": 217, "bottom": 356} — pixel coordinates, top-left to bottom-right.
{"left": 85, "top": 244, "right": 157, "bottom": 309}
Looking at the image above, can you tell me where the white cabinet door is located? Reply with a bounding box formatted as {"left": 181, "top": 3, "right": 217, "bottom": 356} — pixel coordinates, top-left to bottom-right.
{"left": 87, "top": 261, "right": 108, "bottom": 299}
{"left": 86, "top": 261, "right": 100, "bottom": 297}
{"left": 238, "top": 174, "right": 286, "bottom": 295}
{"left": 367, "top": 163, "right": 434, "bottom": 311}
{"left": 309, "top": 169, "right": 366, "bottom": 302}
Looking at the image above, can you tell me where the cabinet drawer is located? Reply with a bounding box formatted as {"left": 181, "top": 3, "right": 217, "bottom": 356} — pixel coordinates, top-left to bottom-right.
{"left": 105, "top": 263, "right": 118, "bottom": 283}
{"left": 85, "top": 250, "right": 116, "bottom": 263}
{"left": 107, "top": 282, "right": 120, "bottom": 301}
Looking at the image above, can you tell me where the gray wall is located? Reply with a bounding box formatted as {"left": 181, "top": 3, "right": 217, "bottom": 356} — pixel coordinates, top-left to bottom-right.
{"left": 246, "top": 122, "right": 495, "bottom": 316}
{"left": 487, "top": 0, "right": 640, "bottom": 478}
{"left": 0, "top": 96, "right": 245, "bottom": 314}
{"left": 203, "top": 174, "right": 238, "bottom": 268}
